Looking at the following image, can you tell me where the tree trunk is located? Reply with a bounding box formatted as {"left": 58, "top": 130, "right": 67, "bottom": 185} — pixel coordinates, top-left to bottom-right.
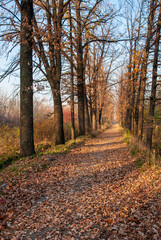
{"left": 20, "top": 0, "right": 35, "bottom": 157}
{"left": 76, "top": 0, "right": 85, "bottom": 136}
{"left": 132, "top": 1, "right": 143, "bottom": 135}
{"left": 85, "top": 92, "right": 91, "bottom": 134}
{"left": 51, "top": 80, "right": 64, "bottom": 145}
{"left": 147, "top": 3, "right": 161, "bottom": 148}
{"left": 125, "top": 108, "right": 132, "bottom": 130}
{"left": 51, "top": 0, "right": 65, "bottom": 145}
{"left": 92, "top": 80, "right": 97, "bottom": 131}
{"left": 88, "top": 57, "right": 92, "bottom": 126}
{"left": 69, "top": 2, "right": 75, "bottom": 140}
{"left": 92, "top": 43, "right": 97, "bottom": 131}
{"left": 52, "top": 43, "right": 64, "bottom": 145}
{"left": 133, "top": 60, "right": 141, "bottom": 136}
{"left": 99, "top": 108, "right": 102, "bottom": 126}
{"left": 138, "top": 0, "right": 156, "bottom": 139}
{"left": 125, "top": 38, "right": 133, "bottom": 131}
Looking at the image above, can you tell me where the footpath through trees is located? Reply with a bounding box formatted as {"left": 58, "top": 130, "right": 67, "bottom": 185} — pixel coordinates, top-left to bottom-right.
{"left": 0, "top": 125, "right": 160, "bottom": 239}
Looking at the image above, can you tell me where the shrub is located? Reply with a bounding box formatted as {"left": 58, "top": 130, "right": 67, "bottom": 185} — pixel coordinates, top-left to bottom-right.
{"left": 34, "top": 118, "right": 55, "bottom": 144}
{"left": 124, "top": 129, "right": 131, "bottom": 144}
{"left": 0, "top": 124, "right": 20, "bottom": 169}
{"left": 0, "top": 124, "right": 20, "bottom": 155}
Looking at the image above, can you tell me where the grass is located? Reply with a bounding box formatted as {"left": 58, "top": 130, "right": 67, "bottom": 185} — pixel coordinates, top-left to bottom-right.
{"left": 123, "top": 129, "right": 161, "bottom": 168}
{"left": 124, "top": 130, "right": 131, "bottom": 145}
{"left": 0, "top": 154, "right": 20, "bottom": 170}
{"left": 136, "top": 158, "right": 143, "bottom": 169}
{"left": 0, "top": 132, "right": 91, "bottom": 182}
{"left": 131, "top": 149, "right": 136, "bottom": 156}
{"left": 0, "top": 123, "right": 110, "bottom": 183}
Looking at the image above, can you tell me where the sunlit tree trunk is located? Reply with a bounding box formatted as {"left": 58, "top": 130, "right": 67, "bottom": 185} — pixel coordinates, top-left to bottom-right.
{"left": 85, "top": 90, "right": 91, "bottom": 134}
{"left": 69, "top": 2, "right": 75, "bottom": 140}
{"left": 52, "top": 0, "right": 65, "bottom": 145}
{"left": 92, "top": 43, "right": 97, "bottom": 131}
{"left": 125, "top": 39, "right": 133, "bottom": 130}
{"left": 138, "top": 0, "right": 156, "bottom": 139}
{"left": 147, "top": 3, "right": 161, "bottom": 148}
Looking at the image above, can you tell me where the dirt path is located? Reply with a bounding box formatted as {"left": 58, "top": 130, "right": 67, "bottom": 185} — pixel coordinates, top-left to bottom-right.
{"left": 1, "top": 124, "right": 161, "bottom": 239}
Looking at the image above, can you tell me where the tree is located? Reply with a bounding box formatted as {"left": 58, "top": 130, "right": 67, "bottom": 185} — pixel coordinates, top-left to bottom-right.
{"left": 138, "top": 0, "right": 157, "bottom": 139}
{"left": 31, "top": 0, "right": 72, "bottom": 145}
{"left": 20, "top": 0, "right": 35, "bottom": 156}
{"left": 146, "top": 2, "right": 161, "bottom": 148}
{"left": 75, "top": 0, "right": 85, "bottom": 135}
{"left": 69, "top": 2, "right": 75, "bottom": 140}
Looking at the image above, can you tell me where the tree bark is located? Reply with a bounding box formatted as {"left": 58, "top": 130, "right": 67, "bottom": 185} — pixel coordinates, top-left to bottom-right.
{"left": 92, "top": 77, "right": 97, "bottom": 131}
{"left": 92, "top": 43, "right": 97, "bottom": 131}
{"left": 51, "top": 81, "right": 65, "bottom": 145}
{"left": 138, "top": 0, "right": 156, "bottom": 139}
{"left": 125, "top": 38, "right": 133, "bottom": 131}
{"left": 69, "top": 2, "right": 75, "bottom": 140}
{"left": 76, "top": 0, "right": 85, "bottom": 135}
{"left": 147, "top": 3, "right": 161, "bottom": 148}
{"left": 20, "top": 0, "right": 35, "bottom": 156}
{"left": 52, "top": 0, "right": 65, "bottom": 145}
{"left": 85, "top": 91, "right": 91, "bottom": 134}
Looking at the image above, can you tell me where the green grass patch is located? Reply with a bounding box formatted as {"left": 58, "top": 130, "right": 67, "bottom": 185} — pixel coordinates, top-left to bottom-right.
{"left": 0, "top": 154, "right": 20, "bottom": 170}
{"left": 131, "top": 149, "right": 136, "bottom": 156}
{"left": 124, "top": 130, "right": 131, "bottom": 145}
{"left": 136, "top": 158, "right": 143, "bottom": 169}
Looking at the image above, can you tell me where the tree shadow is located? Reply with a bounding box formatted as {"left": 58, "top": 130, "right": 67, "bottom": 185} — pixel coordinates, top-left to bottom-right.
{"left": 69, "top": 159, "right": 136, "bottom": 193}
{"left": 85, "top": 140, "right": 125, "bottom": 148}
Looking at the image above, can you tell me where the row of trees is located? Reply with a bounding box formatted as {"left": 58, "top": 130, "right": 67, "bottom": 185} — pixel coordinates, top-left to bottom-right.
{"left": 0, "top": 0, "right": 116, "bottom": 156}
{"left": 1, "top": 0, "right": 159, "bottom": 157}
{"left": 117, "top": 0, "right": 161, "bottom": 149}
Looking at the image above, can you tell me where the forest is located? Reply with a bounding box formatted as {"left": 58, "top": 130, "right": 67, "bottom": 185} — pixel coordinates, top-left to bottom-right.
{"left": 0, "top": 0, "right": 160, "bottom": 157}
{"left": 0, "top": 0, "right": 161, "bottom": 239}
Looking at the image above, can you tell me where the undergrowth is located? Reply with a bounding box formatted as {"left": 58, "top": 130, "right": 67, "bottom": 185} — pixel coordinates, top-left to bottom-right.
{"left": 124, "top": 129, "right": 161, "bottom": 168}
{"left": 0, "top": 124, "right": 108, "bottom": 181}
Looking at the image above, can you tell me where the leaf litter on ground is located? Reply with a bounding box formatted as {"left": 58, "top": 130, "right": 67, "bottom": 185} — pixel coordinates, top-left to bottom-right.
{"left": 0, "top": 124, "right": 160, "bottom": 239}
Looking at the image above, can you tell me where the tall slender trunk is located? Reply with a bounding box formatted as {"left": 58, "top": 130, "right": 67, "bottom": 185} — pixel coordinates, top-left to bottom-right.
{"left": 92, "top": 43, "right": 97, "bottom": 131}
{"left": 147, "top": 3, "right": 161, "bottom": 148}
{"left": 131, "top": 42, "right": 137, "bottom": 134}
{"left": 52, "top": 42, "right": 64, "bottom": 144}
{"left": 51, "top": 76, "right": 64, "bottom": 145}
{"left": 132, "top": 0, "right": 144, "bottom": 135}
{"left": 76, "top": 0, "right": 85, "bottom": 135}
{"left": 92, "top": 75, "right": 97, "bottom": 131}
{"left": 138, "top": 0, "right": 156, "bottom": 139}
{"left": 52, "top": 0, "right": 65, "bottom": 145}
{"left": 133, "top": 61, "right": 141, "bottom": 135}
{"left": 69, "top": 3, "right": 75, "bottom": 140}
{"left": 125, "top": 39, "right": 133, "bottom": 130}
{"left": 20, "top": 0, "right": 35, "bottom": 156}
{"left": 84, "top": 90, "right": 91, "bottom": 133}
{"left": 88, "top": 57, "right": 92, "bottom": 126}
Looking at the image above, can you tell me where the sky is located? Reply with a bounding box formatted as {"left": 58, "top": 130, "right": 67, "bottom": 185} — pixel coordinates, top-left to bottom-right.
{"left": 0, "top": 0, "right": 120, "bottom": 93}
{"left": 0, "top": 0, "right": 141, "bottom": 99}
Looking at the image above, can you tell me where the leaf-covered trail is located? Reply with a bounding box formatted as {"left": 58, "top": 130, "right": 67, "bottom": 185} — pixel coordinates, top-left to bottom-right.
{"left": 1, "top": 124, "right": 161, "bottom": 239}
